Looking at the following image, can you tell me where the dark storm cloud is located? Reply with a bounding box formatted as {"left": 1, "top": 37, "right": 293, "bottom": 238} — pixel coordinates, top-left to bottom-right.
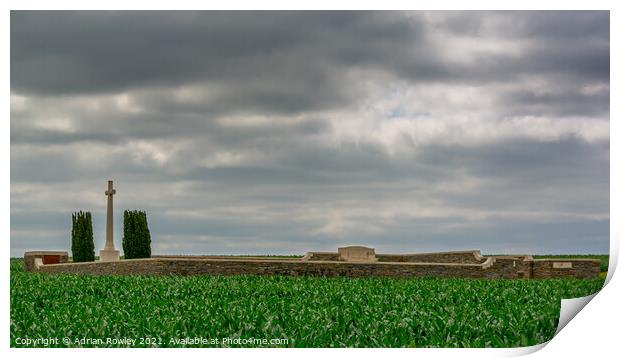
{"left": 10, "top": 11, "right": 609, "bottom": 256}
{"left": 10, "top": 11, "right": 421, "bottom": 111}
{"left": 12, "top": 11, "right": 609, "bottom": 100}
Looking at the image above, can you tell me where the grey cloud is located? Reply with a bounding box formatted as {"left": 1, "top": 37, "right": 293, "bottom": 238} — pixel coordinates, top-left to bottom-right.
{"left": 500, "top": 88, "right": 610, "bottom": 118}
{"left": 12, "top": 11, "right": 609, "bottom": 98}
{"left": 11, "top": 12, "right": 416, "bottom": 99}
{"left": 10, "top": 11, "right": 609, "bottom": 257}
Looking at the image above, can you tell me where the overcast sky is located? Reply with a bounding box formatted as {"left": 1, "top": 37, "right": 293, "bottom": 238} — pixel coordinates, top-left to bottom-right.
{"left": 10, "top": 11, "right": 609, "bottom": 257}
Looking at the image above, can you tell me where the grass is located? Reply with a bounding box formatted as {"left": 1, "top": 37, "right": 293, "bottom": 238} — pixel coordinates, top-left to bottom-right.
{"left": 10, "top": 258, "right": 604, "bottom": 348}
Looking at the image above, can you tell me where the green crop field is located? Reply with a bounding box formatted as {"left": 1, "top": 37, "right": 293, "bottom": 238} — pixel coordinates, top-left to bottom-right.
{"left": 10, "top": 258, "right": 605, "bottom": 348}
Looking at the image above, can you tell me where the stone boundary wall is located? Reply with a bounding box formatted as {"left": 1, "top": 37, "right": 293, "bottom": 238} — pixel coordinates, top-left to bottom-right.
{"left": 376, "top": 250, "right": 485, "bottom": 264}
{"left": 35, "top": 258, "right": 493, "bottom": 278}
{"left": 31, "top": 256, "right": 600, "bottom": 279}
{"left": 152, "top": 255, "right": 303, "bottom": 261}
{"left": 303, "top": 250, "right": 485, "bottom": 264}
{"left": 302, "top": 252, "right": 341, "bottom": 261}
{"left": 486, "top": 257, "right": 535, "bottom": 279}
{"left": 531, "top": 259, "right": 600, "bottom": 279}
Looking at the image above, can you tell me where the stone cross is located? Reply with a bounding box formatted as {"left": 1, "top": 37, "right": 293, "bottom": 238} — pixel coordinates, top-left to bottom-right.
{"left": 100, "top": 180, "right": 120, "bottom": 262}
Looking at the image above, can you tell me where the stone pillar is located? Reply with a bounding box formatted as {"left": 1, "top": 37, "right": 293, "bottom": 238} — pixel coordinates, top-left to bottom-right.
{"left": 100, "top": 180, "right": 120, "bottom": 262}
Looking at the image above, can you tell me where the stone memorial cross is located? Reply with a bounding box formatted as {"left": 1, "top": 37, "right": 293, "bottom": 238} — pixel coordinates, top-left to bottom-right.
{"left": 100, "top": 180, "right": 120, "bottom": 262}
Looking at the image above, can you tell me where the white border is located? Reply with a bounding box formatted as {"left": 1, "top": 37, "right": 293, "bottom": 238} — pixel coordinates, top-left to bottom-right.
{"left": 4, "top": 2, "right": 616, "bottom": 358}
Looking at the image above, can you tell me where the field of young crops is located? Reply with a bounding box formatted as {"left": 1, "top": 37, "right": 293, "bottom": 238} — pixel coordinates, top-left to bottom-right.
{"left": 10, "top": 258, "right": 604, "bottom": 348}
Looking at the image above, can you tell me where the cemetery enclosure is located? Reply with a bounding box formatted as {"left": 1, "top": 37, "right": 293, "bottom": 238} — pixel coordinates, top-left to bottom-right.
{"left": 20, "top": 181, "right": 600, "bottom": 281}
{"left": 10, "top": 258, "right": 605, "bottom": 348}
{"left": 25, "top": 248, "right": 601, "bottom": 279}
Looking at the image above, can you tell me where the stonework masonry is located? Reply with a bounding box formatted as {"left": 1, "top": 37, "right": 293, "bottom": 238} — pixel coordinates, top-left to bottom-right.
{"left": 24, "top": 251, "right": 69, "bottom": 272}
{"left": 531, "top": 259, "right": 600, "bottom": 279}
{"left": 376, "top": 251, "right": 486, "bottom": 264}
{"left": 34, "top": 257, "right": 499, "bottom": 278}
{"left": 26, "top": 249, "right": 601, "bottom": 279}
{"left": 304, "top": 250, "right": 487, "bottom": 264}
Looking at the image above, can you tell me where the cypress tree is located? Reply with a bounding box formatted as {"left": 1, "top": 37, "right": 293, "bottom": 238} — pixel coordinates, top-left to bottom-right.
{"left": 122, "top": 210, "right": 130, "bottom": 258}
{"left": 71, "top": 212, "right": 77, "bottom": 259}
{"left": 71, "top": 211, "right": 95, "bottom": 262}
{"left": 123, "top": 210, "right": 152, "bottom": 259}
{"left": 84, "top": 212, "right": 95, "bottom": 261}
{"left": 140, "top": 211, "right": 152, "bottom": 258}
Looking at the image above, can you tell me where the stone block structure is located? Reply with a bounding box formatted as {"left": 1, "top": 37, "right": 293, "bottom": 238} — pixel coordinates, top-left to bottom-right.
{"left": 23, "top": 246, "right": 601, "bottom": 280}
{"left": 337, "top": 246, "right": 377, "bottom": 262}
{"left": 24, "top": 251, "right": 69, "bottom": 272}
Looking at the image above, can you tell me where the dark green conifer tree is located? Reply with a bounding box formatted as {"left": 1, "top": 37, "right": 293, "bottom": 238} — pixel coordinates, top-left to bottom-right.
{"left": 71, "top": 211, "right": 95, "bottom": 262}
{"left": 123, "top": 210, "right": 152, "bottom": 259}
